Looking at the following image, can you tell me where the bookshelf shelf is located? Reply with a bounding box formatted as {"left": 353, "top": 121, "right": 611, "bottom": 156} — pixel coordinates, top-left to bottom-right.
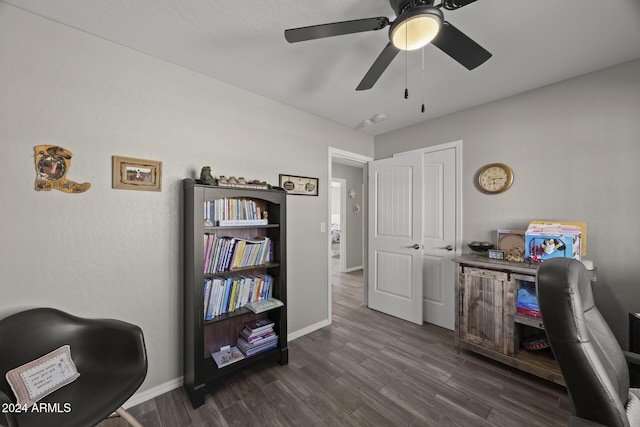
{"left": 202, "top": 304, "right": 284, "bottom": 326}
{"left": 203, "top": 262, "right": 280, "bottom": 278}
{"left": 204, "top": 224, "right": 280, "bottom": 231}
{"left": 183, "top": 179, "right": 288, "bottom": 408}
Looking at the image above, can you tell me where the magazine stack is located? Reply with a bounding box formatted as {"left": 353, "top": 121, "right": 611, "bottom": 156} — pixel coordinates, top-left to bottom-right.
{"left": 236, "top": 318, "right": 278, "bottom": 357}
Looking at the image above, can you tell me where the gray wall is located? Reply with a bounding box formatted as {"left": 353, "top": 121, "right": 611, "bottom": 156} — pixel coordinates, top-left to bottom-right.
{"left": 0, "top": 4, "right": 373, "bottom": 399}
{"left": 375, "top": 59, "right": 640, "bottom": 348}
{"left": 332, "top": 163, "right": 365, "bottom": 270}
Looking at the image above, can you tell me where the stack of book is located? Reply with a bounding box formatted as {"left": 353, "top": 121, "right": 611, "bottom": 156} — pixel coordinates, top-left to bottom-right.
{"left": 236, "top": 319, "right": 278, "bottom": 357}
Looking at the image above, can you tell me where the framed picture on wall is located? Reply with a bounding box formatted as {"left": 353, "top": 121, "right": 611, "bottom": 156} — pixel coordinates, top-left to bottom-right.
{"left": 112, "top": 156, "right": 162, "bottom": 191}
{"left": 279, "top": 174, "right": 318, "bottom": 196}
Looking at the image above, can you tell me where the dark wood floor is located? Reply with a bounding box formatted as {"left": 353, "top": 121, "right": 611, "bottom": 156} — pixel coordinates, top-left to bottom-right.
{"left": 100, "top": 257, "right": 570, "bottom": 426}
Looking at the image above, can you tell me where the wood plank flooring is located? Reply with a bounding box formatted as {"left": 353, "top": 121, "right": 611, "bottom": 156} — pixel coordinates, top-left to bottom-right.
{"left": 99, "top": 257, "right": 570, "bottom": 426}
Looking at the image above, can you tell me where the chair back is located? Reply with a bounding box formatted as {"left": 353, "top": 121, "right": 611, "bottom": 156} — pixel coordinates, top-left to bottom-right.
{"left": 0, "top": 308, "right": 147, "bottom": 427}
{"left": 537, "top": 258, "right": 631, "bottom": 426}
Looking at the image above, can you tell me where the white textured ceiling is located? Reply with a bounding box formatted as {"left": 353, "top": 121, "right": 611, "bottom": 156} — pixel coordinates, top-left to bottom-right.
{"left": 4, "top": 0, "right": 640, "bottom": 135}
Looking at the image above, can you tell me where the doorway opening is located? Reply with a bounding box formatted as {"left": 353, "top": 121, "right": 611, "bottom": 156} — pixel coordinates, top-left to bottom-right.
{"left": 328, "top": 148, "right": 372, "bottom": 323}
{"left": 330, "top": 179, "right": 346, "bottom": 268}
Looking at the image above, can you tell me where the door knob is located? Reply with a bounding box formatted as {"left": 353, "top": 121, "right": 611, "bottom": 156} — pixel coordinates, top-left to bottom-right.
{"left": 409, "top": 243, "right": 422, "bottom": 249}
{"left": 438, "top": 245, "right": 454, "bottom": 251}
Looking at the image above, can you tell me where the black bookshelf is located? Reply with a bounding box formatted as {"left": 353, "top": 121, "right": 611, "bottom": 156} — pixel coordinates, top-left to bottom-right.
{"left": 182, "top": 178, "right": 288, "bottom": 408}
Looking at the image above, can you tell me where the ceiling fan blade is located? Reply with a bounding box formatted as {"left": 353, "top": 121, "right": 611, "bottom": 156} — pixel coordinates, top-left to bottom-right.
{"left": 431, "top": 21, "right": 491, "bottom": 70}
{"left": 356, "top": 42, "right": 400, "bottom": 91}
{"left": 285, "top": 17, "right": 390, "bottom": 43}
{"left": 442, "top": 0, "right": 478, "bottom": 10}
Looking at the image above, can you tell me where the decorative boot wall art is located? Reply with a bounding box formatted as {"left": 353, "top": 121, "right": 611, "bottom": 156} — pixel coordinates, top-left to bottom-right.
{"left": 34, "top": 145, "right": 90, "bottom": 193}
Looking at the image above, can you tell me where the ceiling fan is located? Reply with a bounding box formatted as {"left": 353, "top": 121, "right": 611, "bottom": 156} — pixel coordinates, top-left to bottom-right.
{"left": 284, "top": 0, "right": 491, "bottom": 91}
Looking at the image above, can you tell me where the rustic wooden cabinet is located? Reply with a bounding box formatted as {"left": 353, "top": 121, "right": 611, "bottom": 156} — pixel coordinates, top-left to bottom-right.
{"left": 454, "top": 255, "right": 595, "bottom": 386}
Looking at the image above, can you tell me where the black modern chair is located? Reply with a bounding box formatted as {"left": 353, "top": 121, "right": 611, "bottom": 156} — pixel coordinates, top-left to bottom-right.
{"left": 537, "top": 258, "right": 640, "bottom": 427}
{"left": 0, "top": 308, "right": 147, "bottom": 427}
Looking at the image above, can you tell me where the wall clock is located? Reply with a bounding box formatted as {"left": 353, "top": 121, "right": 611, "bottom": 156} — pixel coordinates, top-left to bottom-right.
{"left": 477, "top": 163, "right": 514, "bottom": 194}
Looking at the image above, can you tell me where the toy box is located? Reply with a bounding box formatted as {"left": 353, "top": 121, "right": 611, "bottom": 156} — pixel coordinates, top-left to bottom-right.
{"left": 525, "top": 223, "right": 582, "bottom": 262}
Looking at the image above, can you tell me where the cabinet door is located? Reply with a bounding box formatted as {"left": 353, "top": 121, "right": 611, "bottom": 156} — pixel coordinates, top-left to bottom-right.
{"left": 459, "top": 267, "right": 510, "bottom": 355}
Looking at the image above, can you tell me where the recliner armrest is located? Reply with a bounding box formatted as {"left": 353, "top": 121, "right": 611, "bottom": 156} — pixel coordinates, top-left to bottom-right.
{"left": 624, "top": 350, "right": 640, "bottom": 367}
{"left": 569, "top": 416, "right": 609, "bottom": 427}
{"left": 0, "top": 390, "right": 18, "bottom": 427}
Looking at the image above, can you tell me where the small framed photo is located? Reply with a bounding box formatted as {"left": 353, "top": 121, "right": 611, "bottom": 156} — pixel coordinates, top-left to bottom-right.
{"left": 488, "top": 249, "right": 505, "bottom": 260}
{"left": 112, "top": 156, "right": 162, "bottom": 191}
{"left": 279, "top": 174, "right": 318, "bottom": 196}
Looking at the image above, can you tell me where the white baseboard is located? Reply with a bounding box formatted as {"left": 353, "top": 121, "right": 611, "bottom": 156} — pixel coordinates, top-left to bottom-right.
{"left": 343, "top": 265, "right": 363, "bottom": 273}
{"left": 121, "top": 321, "right": 332, "bottom": 409}
{"left": 123, "top": 377, "right": 183, "bottom": 408}
{"left": 287, "top": 318, "right": 331, "bottom": 341}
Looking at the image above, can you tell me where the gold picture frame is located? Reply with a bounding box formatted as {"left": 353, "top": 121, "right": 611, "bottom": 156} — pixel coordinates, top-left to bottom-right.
{"left": 112, "top": 156, "right": 162, "bottom": 191}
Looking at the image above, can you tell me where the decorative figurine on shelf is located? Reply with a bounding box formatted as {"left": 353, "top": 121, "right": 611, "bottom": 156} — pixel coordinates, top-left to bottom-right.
{"left": 199, "top": 166, "right": 216, "bottom": 185}
{"left": 238, "top": 177, "right": 246, "bottom": 185}
{"left": 218, "top": 175, "right": 228, "bottom": 185}
{"left": 34, "top": 145, "right": 90, "bottom": 193}
{"left": 505, "top": 247, "right": 525, "bottom": 262}
{"left": 251, "top": 179, "right": 272, "bottom": 189}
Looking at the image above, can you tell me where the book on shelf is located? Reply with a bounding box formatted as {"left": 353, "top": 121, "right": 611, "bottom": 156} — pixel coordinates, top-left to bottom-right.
{"left": 238, "top": 332, "right": 277, "bottom": 347}
{"left": 243, "top": 318, "right": 274, "bottom": 335}
{"left": 204, "top": 274, "right": 274, "bottom": 320}
{"left": 203, "top": 280, "right": 213, "bottom": 319}
{"left": 211, "top": 345, "right": 245, "bottom": 368}
{"left": 239, "top": 327, "right": 275, "bottom": 342}
{"left": 204, "top": 234, "right": 272, "bottom": 274}
{"left": 244, "top": 297, "right": 283, "bottom": 314}
{"left": 204, "top": 199, "right": 265, "bottom": 226}
{"left": 229, "top": 237, "right": 271, "bottom": 270}
{"left": 237, "top": 336, "right": 278, "bottom": 357}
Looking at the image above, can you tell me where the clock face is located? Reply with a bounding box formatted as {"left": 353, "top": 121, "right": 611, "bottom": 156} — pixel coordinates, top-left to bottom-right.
{"left": 477, "top": 163, "right": 514, "bottom": 194}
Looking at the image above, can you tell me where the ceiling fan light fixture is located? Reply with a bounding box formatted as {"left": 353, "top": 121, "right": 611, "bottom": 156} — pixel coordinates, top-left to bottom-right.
{"left": 390, "top": 6, "right": 443, "bottom": 51}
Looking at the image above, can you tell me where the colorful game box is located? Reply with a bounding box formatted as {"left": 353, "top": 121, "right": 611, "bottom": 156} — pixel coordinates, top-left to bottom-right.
{"left": 525, "top": 223, "right": 582, "bottom": 263}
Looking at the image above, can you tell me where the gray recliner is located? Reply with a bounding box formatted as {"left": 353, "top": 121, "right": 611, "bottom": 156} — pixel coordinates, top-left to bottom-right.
{"left": 537, "top": 258, "right": 640, "bottom": 427}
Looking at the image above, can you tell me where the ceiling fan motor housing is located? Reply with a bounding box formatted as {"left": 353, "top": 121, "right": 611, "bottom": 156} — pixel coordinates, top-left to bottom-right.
{"left": 390, "top": 0, "right": 436, "bottom": 15}
{"left": 389, "top": 2, "right": 443, "bottom": 51}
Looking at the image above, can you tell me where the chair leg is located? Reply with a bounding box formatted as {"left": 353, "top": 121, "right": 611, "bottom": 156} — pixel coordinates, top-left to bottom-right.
{"left": 115, "top": 407, "right": 144, "bottom": 427}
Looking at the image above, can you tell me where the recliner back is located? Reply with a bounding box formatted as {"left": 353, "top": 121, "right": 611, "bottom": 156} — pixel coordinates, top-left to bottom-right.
{"left": 537, "top": 258, "right": 631, "bottom": 426}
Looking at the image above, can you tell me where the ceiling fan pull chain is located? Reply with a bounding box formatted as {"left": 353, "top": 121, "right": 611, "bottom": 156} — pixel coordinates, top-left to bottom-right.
{"left": 421, "top": 46, "right": 425, "bottom": 113}
{"left": 404, "top": 22, "right": 409, "bottom": 99}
